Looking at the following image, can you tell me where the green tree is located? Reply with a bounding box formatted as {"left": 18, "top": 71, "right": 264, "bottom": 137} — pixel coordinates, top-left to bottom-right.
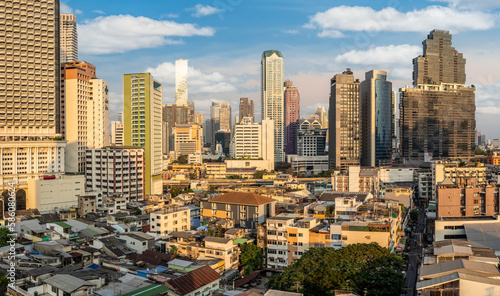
{"left": 267, "top": 243, "right": 405, "bottom": 296}
{"left": 170, "top": 186, "right": 182, "bottom": 197}
{"left": 0, "top": 228, "right": 12, "bottom": 247}
{"left": 131, "top": 207, "right": 142, "bottom": 215}
{"left": 177, "top": 155, "right": 188, "bottom": 164}
{"left": 168, "top": 245, "right": 179, "bottom": 256}
{"left": 253, "top": 170, "right": 267, "bottom": 179}
{"left": 189, "top": 172, "right": 198, "bottom": 179}
{"left": 410, "top": 209, "right": 419, "bottom": 222}
{"left": 325, "top": 205, "right": 335, "bottom": 217}
{"left": 351, "top": 255, "right": 406, "bottom": 296}
{"left": 240, "top": 243, "right": 264, "bottom": 274}
{"left": 227, "top": 174, "right": 240, "bottom": 179}
{"left": 0, "top": 275, "right": 8, "bottom": 295}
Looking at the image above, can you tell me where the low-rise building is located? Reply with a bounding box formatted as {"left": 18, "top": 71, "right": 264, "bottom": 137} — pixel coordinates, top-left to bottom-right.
{"left": 78, "top": 194, "right": 97, "bottom": 217}
{"left": 437, "top": 183, "right": 500, "bottom": 218}
{"left": 27, "top": 174, "right": 85, "bottom": 213}
{"left": 201, "top": 192, "right": 276, "bottom": 229}
{"left": 150, "top": 207, "right": 191, "bottom": 235}
{"left": 434, "top": 216, "right": 500, "bottom": 241}
{"left": 118, "top": 232, "right": 155, "bottom": 254}
{"left": 266, "top": 216, "right": 297, "bottom": 268}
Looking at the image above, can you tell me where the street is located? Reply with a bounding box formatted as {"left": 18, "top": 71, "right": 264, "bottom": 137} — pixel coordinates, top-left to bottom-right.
{"left": 403, "top": 200, "right": 426, "bottom": 296}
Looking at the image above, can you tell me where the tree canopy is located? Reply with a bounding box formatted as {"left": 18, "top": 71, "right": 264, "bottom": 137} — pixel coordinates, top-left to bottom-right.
{"left": 240, "top": 243, "right": 264, "bottom": 275}
{"left": 266, "top": 243, "right": 405, "bottom": 296}
{"left": 0, "top": 228, "right": 12, "bottom": 247}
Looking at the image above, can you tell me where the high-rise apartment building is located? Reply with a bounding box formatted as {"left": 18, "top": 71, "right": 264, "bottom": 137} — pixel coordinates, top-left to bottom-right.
{"left": 328, "top": 69, "right": 360, "bottom": 170}
{"left": 88, "top": 78, "right": 109, "bottom": 150}
{"left": 261, "top": 50, "right": 285, "bottom": 163}
{"left": 401, "top": 30, "right": 476, "bottom": 161}
{"left": 111, "top": 121, "right": 124, "bottom": 145}
{"left": 239, "top": 98, "right": 254, "bottom": 122}
{"left": 229, "top": 117, "right": 274, "bottom": 163}
{"left": 0, "top": 0, "right": 65, "bottom": 205}
{"left": 284, "top": 80, "right": 300, "bottom": 155}
{"left": 123, "top": 73, "right": 163, "bottom": 195}
{"left": 61, "top": 61, "right": 109, "bottom": 173}
{"left": 175, "top": 59, "right": 188, "bottom": 106}
{"left": 60, "top": 13, "right": 77, "bottom": 63}
{"left": 360, "top": 70, "right": 393, "bottom": 167}
{"left": 85, "top": 146, "right": 145, "bottom": 201}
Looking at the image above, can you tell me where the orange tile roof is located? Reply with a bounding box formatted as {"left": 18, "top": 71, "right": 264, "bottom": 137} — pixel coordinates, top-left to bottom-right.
{"left": 210, "top": 192, "right": 276, "bottom": 206}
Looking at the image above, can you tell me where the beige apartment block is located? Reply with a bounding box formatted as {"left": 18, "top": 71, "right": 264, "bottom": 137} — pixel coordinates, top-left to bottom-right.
{"left": 150, "top": 207, "right": 190, "bottom": 235}
{"left": 60, "top": 13, "right": 77, "bottom": 63}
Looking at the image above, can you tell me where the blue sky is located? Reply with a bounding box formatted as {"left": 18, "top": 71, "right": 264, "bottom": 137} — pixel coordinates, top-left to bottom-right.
{"left": 62, "top": 0, "right": 500, "bottom": 139}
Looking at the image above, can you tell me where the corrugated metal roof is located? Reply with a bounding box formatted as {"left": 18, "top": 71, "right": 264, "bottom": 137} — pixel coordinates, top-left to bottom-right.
{"left": 44, "top": 274, "right": 96, "bottom": 293}
{"left": 167, "top": 265, "right": 221, "bottom": 295}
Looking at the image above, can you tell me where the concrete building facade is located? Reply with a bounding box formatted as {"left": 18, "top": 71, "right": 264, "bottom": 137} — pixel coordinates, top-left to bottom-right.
{"left": 123, "top": 73, "right": 163, "bottom": 195}
{"left": 328, "top": 69, "right": 360, "bottom": 170}
{"left": 261, "top": 50, "right": 285, "bottom": 163}
{"left": 85, "top": 146, "right": 145, "bottom": 201}
{"left": 60, "top": 13, "right": 77, "bottom": 63}
{"left": 284, "top": 79, "right": 300, "bottom": 155}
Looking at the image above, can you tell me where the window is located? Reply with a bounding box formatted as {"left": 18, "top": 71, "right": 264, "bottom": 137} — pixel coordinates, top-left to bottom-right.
{"left": 299, "top": 233, "right": 303, "bottom": 237}
{"left": 289, "top": 233, "right": 297, "bottom": 237}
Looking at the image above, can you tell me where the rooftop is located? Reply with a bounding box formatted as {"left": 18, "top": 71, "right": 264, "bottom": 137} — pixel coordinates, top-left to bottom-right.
{"left": 166, "top": 265, "right": 221, "bottom": 295}
{"left": 209, "top": 192, "right": 275, "bottom": 206}
{"left": 44, "top": 274, "right": 96, "bottom": 293}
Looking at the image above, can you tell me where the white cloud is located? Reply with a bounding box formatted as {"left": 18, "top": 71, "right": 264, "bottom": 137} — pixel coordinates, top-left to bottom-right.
{"left": 78, "top": 15, "right": 215, "bottom": 54}
{"left": 335, "top": 44, "right": 421, "bottom": 65}
{"left": 306, "top": 5, "right": 496, "bottom": 37}
{"left": 93, "top": 10, "right": 105, "bottom": 15}
{"left": 282, "top": 29, "right": 300, "bottom": 35}
{"left": 317, "top": 30, "right": 345, "bottom": 38}
{"left": 475, "top": 82, "right": 500, "bottom": 114}
{"left": 188, "top": 4, "right": 222, "bottom": 18}
{"left": 145, "top": 62, "right": 237, "bottom": 94}
{"left": 61, "top": 3, "right": 73, "bottom": 14}
{"left": 431, "top": 0, "right": 500, "bottom": 10}
{"left": 74, "top": 9, "right": 82, "bottom": 15}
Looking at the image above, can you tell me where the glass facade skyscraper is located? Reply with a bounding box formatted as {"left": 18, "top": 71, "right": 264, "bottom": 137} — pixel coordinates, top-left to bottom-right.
{"left": 360, "top": 70, "right": 393, "bottom": 167}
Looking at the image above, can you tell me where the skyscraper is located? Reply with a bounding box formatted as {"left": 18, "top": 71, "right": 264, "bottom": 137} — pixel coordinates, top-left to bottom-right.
{"left": 0, "top": 0, "right": 65, "bottom": 210}
{"left": 328, "top": 69, "right": 360, "bottom": 170}
{"left": 239, "top": 98, "right": 254, "bottom": 122}
{"left": 162, "top": 102, "right": 195, "bottom": 154}
{"left": 360, "top": 70, "right": 393, "bottom": 167}
{"left": 400, "top": 30, "right": 475, "bottom": 161}
{"left": 175, "top": 59, "right": 188, "bottom": 106}
{"left": 261, "top": 50, "right": 284, "bottom": 163}
{"left": 210, "top": 102, "right": 231, "bottom": 151}
{"left": 284, "top": 79, "right": 300, "bottom": 155}
{"left": 61, "top": 61, "right": 109, "bottom": 173}
{"left": 124, "top": 73, "right": 163, "bottom": 195}
{"left": 230, "top": 117, "right": 274, "bottom": 163}
{"left": 60, "top": 13, "right": 78, "bottom": 63}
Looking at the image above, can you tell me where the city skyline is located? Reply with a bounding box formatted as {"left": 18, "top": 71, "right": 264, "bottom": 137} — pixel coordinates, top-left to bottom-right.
{"left": 63, "top": 0, "right": 500, "bottom": 138}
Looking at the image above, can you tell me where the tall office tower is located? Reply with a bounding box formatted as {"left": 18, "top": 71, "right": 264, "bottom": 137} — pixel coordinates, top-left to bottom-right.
{"left": 360, "top": 70, "right": 393, "bottom": 167}
{"left": 284, "top": 80, "right": 300, "bottom": 155}
{"left": 173, "top": 124, "right": 203, "bottom": 158}
{"left": 239, "top": 97, "right": 254, "bottom": 122}
{"left": 0, "top": 0, "right": 65, "bottom": 207}
{"left": 175, "top": 59, "right": 188, "bottom": 106}
{"left": 204, "top": 118, "right": 213, "bottom": 146}
{"left": 162, "top": 103, "right": 195, "bottom": 154}
{"left": 214, "top": 130, "right": 232, "bottom": 155}
{"left": 261, "top": 50, "right": 285, "bottom": 163}
{"left": 124, "top": 73, "right": 163, "bottom": 195}
{"left": 400, "top": 30, "right": 475, "bottom": 161}
{"left": 328, "top": 69, "right": 361, "bottom": 170}
{"left": 111, "top": 121, "right": 124, "bottom": 145}
{"left": 297, "top": 119, "right": 327, "bottom": 156}
{"left": 230, "top": 117, "right": 274, "bottom": 162}
{"left": 61, "top": 61, "right": 96, "bottom": 173}
{"left": 210, "top": 102, "right": 231, "bottom": 150}
{"left": 194, "top": 112, "right": 204, "bottom": 126}
{"left": 88, "top": 78, "right": 109, "bottom": 149}
{"left": 60, "top": 13, "right": 78, "bottom": 63}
